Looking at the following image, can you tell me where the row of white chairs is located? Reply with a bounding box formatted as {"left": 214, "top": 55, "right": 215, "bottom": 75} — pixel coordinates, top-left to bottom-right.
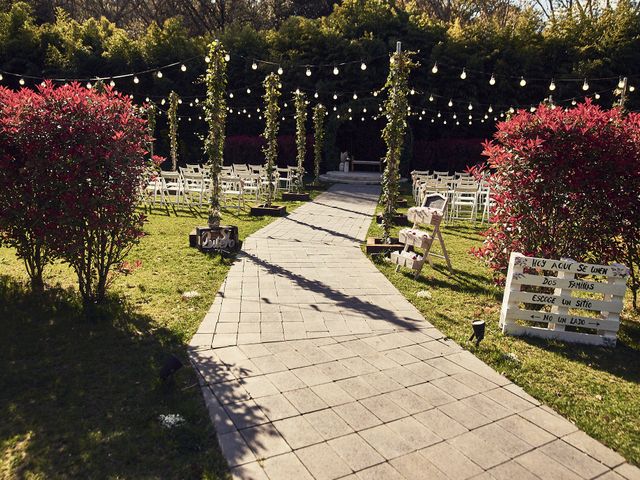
{"left": 143, "top": 164, "right": 302, "bottom": 209}
{"left": 411, "top": 170, "right": 494, "bottom": 224}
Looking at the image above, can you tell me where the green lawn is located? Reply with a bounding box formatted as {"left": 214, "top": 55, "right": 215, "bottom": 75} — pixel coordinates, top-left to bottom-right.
{"left": 0, "top": 192, "right": 322, "bottom": 480}
{"left": 366, "top": 192, "right": 640, "bottom": 466}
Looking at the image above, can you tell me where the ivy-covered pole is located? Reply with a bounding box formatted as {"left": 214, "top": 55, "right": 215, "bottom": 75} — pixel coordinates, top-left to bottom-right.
{"left": 381, "top": 42, "right": 417, "bottom": 243}
{"left": 203, "top": 40, "right": 228, "bottom": 228}
{"left": 168, "top": 91, "right": 179, "bottom": 171}
{"left": 293, "top": 90, "right": 307, "bottom": 192}
{"left": 312, "top": 103, "right": 327, "bottom": 185}
{"left": 146, "top": 101, "right": 157, "bottom": 158}
{"left": 262, "top": 72, "right": 281, "bottom": 207}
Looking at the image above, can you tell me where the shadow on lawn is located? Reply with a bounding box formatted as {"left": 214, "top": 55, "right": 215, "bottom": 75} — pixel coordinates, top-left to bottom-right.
{"left": 0, "top": 276, "right": 228, "bottom": 479}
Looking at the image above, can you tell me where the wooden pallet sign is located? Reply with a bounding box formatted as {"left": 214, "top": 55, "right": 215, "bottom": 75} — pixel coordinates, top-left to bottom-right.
{"left": 500, "top": 252, "right": 629, "bottom": 347}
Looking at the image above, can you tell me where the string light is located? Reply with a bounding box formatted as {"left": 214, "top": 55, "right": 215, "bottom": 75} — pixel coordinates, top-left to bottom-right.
{"left": 460, "top": 68, "right": 467, "bottom": 80}
{"left": 252, "top": 62, "right": 258, "bottom": 70}
{"left": 277, "top": 66, "right": 283, "bottom": 75}
{"left": 0, "top": 73, "right": 3, "bottom": 81}
{"left": 468, "top": 103, "right": 473, "bottom": 110}
{"left": 582, "top": 79, "right": 589, "bottom": 91}
{"left": 410, "top": 89, "right": 415, "bottom": 95}
{"left": 333, "top": 93, "right": 338, "bottom": 100}
{"left": 86, "top": 81, "right": 91, "bottom": 89}
{"left": 618, "top": 78, "right": 625, "bottom": 89}
{"left": 630, "top": 85, "right": 636, "bottom": 92}
{"left": 109, "top": 80, "right": 115, "bottom": 87}
{"left": 373, "top": 91, "right": 378, "bottom": 97}
{"left": 361, "top": 62, "right": 367, "bottom": 71}
{"left": 549, "top": 79, "right": 556, "bottom": 91}
{"left": 333, "top": 66, "right": 339, "bottom": 75}
{"left": 353, "top": 93, "right": 358, "bottom": 100}
{"left": 519, "top": 76, "right": 526, "bottom": 87}
{"left": 181, "top": 64, "right": 187, "bottom": 72}
{"left": 205, "top": 56, "right": 210, "bottom": 63}
{"left": 488, "top": 105, "right": 493, "bottom": 113}
{"left": 448, "top": 99, "right": 453, "bottom": 107}
{"left": 489, "top": 74, "right": 496, "bottom": 86}
{"left": 595, "top": 93, "right": 601, "bottom": 99}
{"left": 437, "top": 112, "right": 441, "bottom": 118}
{"left": 133, "top": 76, "right": 139, "bottom": 84}
{"left": 156, "top": 71, "right": 163, "bottom": 78}
{"left": 224, "top": 53, "right": 231, "bottom": 62}
{"left": 431, "top": 62, "right": 438, "bottom": 74}
{"left": 429, "top": 94, "right": 434, "bottom": 102}
{"left": 229, "top": 93, "right": 234, "bottom": 98}
{"left": 246, "top": 88, "right": 251, "bottom": 94}
{"left": 306, "top": 68, "right": 312, "bottom": 77}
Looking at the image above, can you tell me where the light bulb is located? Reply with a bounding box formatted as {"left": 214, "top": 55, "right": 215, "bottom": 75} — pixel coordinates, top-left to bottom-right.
{"left": 314, "top": 92, "right": 319, "bottom": 98}
{"left": 363, "top": 108, "right": 367, "bottom": 113}
{"left": 419, "top": 116, "right": 423, "bottom": 120}
{"left": 361, "top": 117, "right": 365, "bottom": 121}
{"left": 229, "top": 93, "right": 234, "bottom": 98}
{"left": 431, "top": 62, "right": 438, "bottom": 74}
{"left": 448, "top": 99, "right": 453, "bottom": 107}
{"left": 618, "top": 78, "right": 625, "bottom": 89}
{"left": 133, "top": 76, "right": 139, "bottom": 84}
{"left": 437, "top": 112, "right": 441, "bottom": 118}
{"left": 333, "top": 93, "right": 338, "bottom": 100}
{"left": 284, "top": 102, "right": 288, "bottom": 108}
{"left": 429, "top": 94, "right": 434, "bottom": 102}
{"left": 348, "top": 107, "right": 352, "bottom": 113}
{"left": 373, "top": 91, "right": 378, "bottom": 97}
{"left": 530, "top": 106, "right": 536, "bottom": 112}
{"left": 572, "top": 99, "right": 577, "bottom": 105}
{"left": 444, "top": 120, "right": 447, "bottom": 124}
{"left": 161, "top": 99, "right": 166, "bottom": 105}
{"left": 519, "top": 76, "right": 526, "bottom": 87}
{"left": 333, "top": 106, "right": 337, "bottom": 111}
{"left": 489, "top": 74, "right": 496, "bottom": 85}
{"left": 468, "top": 103, "right": 473, "bottom": 110}
{"left": 109, "top": 80, "right": 115, "bottom": 87}
{"left": 431, "top": 119, "right": 434, "bottom": 123}
{"left": 460, "top": 68, "right": 467, "bottom": 80}
{"left": 0, "top": 73, "right": 3, "bottom": 81}
{"left": 85, "top": 81, "right": 91, "bottom": 89}
{"left": 205, "top": 55, "right": 210, "bottom": 63}
{"left": 336, "top": 114, "right": 340, "bottom": 119}
{"left": 453, "top": 113, "right": 457, "bottom": 119}
{"left": 582, "top": 79, "right": 589, "bottom": 91}
{"left": 469, "top": 114, "right": 473, "bottom": 119}
{"left": 353, "top": 93, "right": 358, "bottom": 99}
{"left": 630, "top": 86, "right": 636, "bottom": 92}
{"left": 145, "top": 97, "right": 150, "bottom": 102}
{"left": 306, "top": 68, "right": 312, "bottom": 77}
{"left": 361, "top": 62, "right": 367, "bottom": 71}
{"left": 549, "top": 80, "right": 556, "bottom": 91}
{"left": 157, "top": 71, "right": 163, "bottom": 78}
{"left": 277, "top": 66, "right": 283, "bottom": 75}
{"left": 189, "top": 102, "right": 193, "bottom": 107}
{"left": 195, "top": 98, "right": 199, "bottom": 103}
{"left": 333, "top": 66, "right": 339, "bottom": 75}
{"left": 181, "top": 64, "right": 187, "bottom": 72}
{"left": 488, "top": 105, "right": 493, "bottom": 113}
{"left": 224, "top": 53, "right": 230, "bottom": 62}
{"left": 246, "top": 88, "right": 251, "bottom": 94}
{"left": 252, "top": 62, "right": 258, "bottom": 70}
{"left": 595, "top": 93, "right": 601, "bottom": 99}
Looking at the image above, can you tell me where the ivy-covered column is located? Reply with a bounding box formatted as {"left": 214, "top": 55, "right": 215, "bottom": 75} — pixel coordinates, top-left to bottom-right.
{"left": 381, "top": 46, "right": 416, "bottom": 243}
{"left": 262, "top": 72, "right": 281, "bottom": 207}
{"left": 312, "top": 103, "right": 327, "bottom": 185}
{"left": 293, "top": 90, "right": 307, "bottom": 192}
{"left": 146, "top": 101, "right": 157, "bottom": 158}
{"left": 203, "top": 40, "right": 228, "bottom": 228}
{"left": 168, "top": 91, "right": 179, "bottom": 171}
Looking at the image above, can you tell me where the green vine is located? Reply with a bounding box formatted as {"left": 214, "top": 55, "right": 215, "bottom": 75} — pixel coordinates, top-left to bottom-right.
{"left": 146, "top": 101, "right": 156, "bottom": 158}
{"left": 293, "top": 90, "right": 307, "bottom": 192}
{"left": 262, "top": 72, "right": 281, "bottom": 207}
{"left": 381, "top": 49, "right": 417, "bottom": 243}
{"left": 203, "top": 40, "right": 228, "bottom": 228}
{"left": 168, "top": 90, "right": 179, "bottom": 171}
{"left": 312, "top": 103, "right": 327, "bottom": 185}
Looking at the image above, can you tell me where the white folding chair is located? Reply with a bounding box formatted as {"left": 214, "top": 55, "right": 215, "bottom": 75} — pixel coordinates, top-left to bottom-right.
{"left": 221, "top": 177, "right": 244, "bottom": 210}
{"left": 160, "top": 171, "right": 184, "bottom": 205}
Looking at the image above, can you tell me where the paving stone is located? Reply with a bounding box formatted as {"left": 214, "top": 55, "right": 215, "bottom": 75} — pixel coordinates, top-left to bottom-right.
{"left": 360, "top": 394, "right": 408, "bottom": 423}
{"left": 355, "top": 462, "right": 406, "bottom": 480}
{"left": 293, "top": 365, "right": 333, "bottom": 387}
{"left": 614, "top": 463, "right": 640, "bottom": 480}
{"left": 218, "top": 430, "right": 257, "bottom": 466}
{"left": 303, "top": 409, "right": 354, "bottom": 440}
{"left": 328, "top": 433, "right": 385, "bottom": 471}
{"left": 295, "top": 442, "right": 353, "bottom": 480}
{"left": 563, "top": 430, "right": 625, "bottom": 468}
{"left": 359, "top": 424, "right": 415, "bottom": 459}
{"left": 515, "top": 449, "right": 582, "bottom": 480}
{"left": 336, "top": 376, "right": 379, "bottom": 400}
{"left": 520, "top": 407, "right": 578, "bottom": 437}
{"left": 241, "top": 375, "right": 280, "bottom": 399}
{"left": 420, "top": 442, "right": 484, "bottom": 480}
{"left": 472, "top": 422, "right": 533, "bottom": 458}
{"left": 384, "top": 388, "right": 433, "bottom": 415}
{"left": 486, "top": 461, "right": 542, "bottom": 480}
{"left": 284, "top": 388, "right": 329, "bottom": 414}
{"left": 448, "top": 431, "right": 511, "bottom": 469}
{"left": 413, "top": 408, "right": 468, "bottom": 440}
{"left": 540, "top": 439, "right": 610, "bottom": 478}
{"left": 390, "top": 451, "right": 449, "bottom": 480}
{"left": 409, "top": 382, "right": 456, "bottom": 407}
{"left": 255, "top": 393, "right": 299, "bottom": 421}
{"left": 266, "top": 370, "right": 307, "bottom": 392}
{"left": 231, "top": 461, "right": 269, "bottom": 480}
{"left": 430, "top": 376, "right": 477, "bottom": 400}
{"left": 385, "top": 416, "right": 441, "bottom": 450}
{"left": 262, "top": 452, "right": 314, "bottom": 480}
{"left": 224, "top": 399, "right": 270, "bottom": 430}
{"left": 241, "top": 423, "right": 292, "bottom": 459}
{"left": 274, "top": 416, "right": 324, "bottom": 449}
{"left": 497, "top": 414, "right": 556, "bottom": 447}
{"left": 334, "top": 402, "right": 383, "bottom": 430}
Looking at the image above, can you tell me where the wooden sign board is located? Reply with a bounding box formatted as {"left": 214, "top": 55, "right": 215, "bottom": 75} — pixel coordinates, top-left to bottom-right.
{"left": 193, "top": 226, "right": 239, "bottom": 252}
{"left": 500, "top": 252, "right": 629, "bottom": 347}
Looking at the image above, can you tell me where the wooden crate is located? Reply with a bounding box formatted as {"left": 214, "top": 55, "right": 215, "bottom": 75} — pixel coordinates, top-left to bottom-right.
{"left": 399, "top": 228, "right": 433, "bottom": 250}
{"left": 500, "top": 252, "right": 629, "bottom": 347}
{"left": 407, "top": 207, "right": 443, "bottom": 227}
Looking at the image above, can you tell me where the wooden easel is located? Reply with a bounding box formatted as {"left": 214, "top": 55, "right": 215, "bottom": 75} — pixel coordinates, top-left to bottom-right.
{"left": 390, "top": 193, "right": 453, "bottom": 278}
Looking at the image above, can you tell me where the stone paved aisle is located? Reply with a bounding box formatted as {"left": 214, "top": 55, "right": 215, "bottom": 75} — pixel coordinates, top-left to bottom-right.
{"left": 189, "top": 184, "right": 639, "bottom": 480}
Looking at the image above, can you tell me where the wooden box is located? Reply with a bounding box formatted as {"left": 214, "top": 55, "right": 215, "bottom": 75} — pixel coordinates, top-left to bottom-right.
{"left": 399, "top": 228, "right": 433, "bottom": 250}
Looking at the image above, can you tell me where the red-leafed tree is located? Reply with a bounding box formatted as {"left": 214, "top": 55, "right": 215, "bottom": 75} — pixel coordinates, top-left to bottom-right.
{"left": 0, "top": 82, "right": 149, "bottom": 307}
{"left": 476, "top": 101, "right": 640, "bottom": 303}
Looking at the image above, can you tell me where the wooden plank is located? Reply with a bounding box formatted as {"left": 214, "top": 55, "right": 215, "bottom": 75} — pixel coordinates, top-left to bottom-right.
{"left": 513, "top": 256, "right": 629, "bottom": 279}
{"left": 511, "top": 273, "right": 627, "bottom": 296}
{"left": 509, "top": 291, "right": 623, "bottom": 314}
{"left": 505, "top": 309, "right": 620, "bottom": 332}
{"left": 502, "top": 323, "right": 616, "bottom": 347}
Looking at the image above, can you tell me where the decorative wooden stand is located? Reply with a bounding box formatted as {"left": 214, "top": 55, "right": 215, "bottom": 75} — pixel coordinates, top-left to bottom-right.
{"left": 189, "top": 225, "right": 239, "bottom": 252}
{"left": 390, "top": 194, "right": 452, "bottom": 278}
{"left": 500, "top": 253, "right": 629, "bottom": 347}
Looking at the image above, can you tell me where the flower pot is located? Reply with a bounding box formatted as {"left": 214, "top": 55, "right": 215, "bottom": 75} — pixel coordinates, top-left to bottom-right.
{"left": 250, "top": 204, "right": 287, "bottom": 216}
